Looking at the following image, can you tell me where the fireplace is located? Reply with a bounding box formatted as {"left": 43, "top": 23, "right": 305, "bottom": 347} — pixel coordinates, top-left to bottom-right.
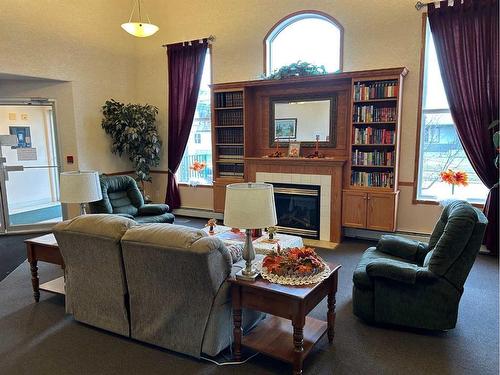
{"left": 269, "top": 182, "right": 321, "bottom": 239}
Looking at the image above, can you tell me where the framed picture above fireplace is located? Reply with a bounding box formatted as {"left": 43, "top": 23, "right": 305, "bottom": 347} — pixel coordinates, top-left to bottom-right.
{"left": 274, "top": 118, "right": 297, "bottom": 140}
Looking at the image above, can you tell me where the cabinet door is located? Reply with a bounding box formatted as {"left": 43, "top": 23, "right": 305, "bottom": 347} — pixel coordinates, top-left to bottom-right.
{"left": 342, "top": 191, "right": 367, "bottom": 228}
{"left": 213, "top": 184, "right": 226, "bottom": 213}
{"left": 366, "top": 193, "right": 396, "bottom": 232}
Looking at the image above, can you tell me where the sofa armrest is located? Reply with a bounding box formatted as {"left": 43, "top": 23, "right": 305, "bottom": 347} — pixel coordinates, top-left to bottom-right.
{"left": 137, "top": 204, "right": 170, "bottom": 216}
{"left": 376, "top": 235, "right": 429, "bottom": 262}
{"left": 366, "top": 258, "right": 435, "bottom": 284}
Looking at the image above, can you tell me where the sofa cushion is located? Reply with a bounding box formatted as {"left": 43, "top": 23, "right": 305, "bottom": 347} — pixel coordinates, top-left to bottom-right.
{"left": 54, "top": 213, "right": 136, "bottom": 241}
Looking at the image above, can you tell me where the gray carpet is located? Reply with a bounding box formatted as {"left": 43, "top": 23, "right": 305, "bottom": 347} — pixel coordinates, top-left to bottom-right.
{"left": 0, "top": 239, "right": 498, "bottom": 375}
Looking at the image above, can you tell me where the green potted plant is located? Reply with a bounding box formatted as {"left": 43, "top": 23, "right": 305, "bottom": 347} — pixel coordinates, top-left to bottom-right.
{"left": 101, "top": 99, "right": 161, "bottom": 193}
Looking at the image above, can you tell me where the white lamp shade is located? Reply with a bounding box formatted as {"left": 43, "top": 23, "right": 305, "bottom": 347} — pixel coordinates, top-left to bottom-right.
{"left": 59, "top": 171, "right": 102, "bottom": 204}
{"left": 224, "top": 182, "right": 277, "bottom": 229}
{"left": 121, "top": 22, "right": 159, "bottom": 37}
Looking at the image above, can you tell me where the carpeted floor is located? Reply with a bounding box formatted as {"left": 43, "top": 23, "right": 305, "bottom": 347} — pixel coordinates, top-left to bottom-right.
{"left": 0, "top": 233, "right": 498, "bottom": 374}
{"left": 0, "top": 233, "right": 48, "bottom": 282}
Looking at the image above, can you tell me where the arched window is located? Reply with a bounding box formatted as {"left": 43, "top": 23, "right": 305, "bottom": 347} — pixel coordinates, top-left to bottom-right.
{"left": 265, "top": 11, "right": 343, "bottom": 75}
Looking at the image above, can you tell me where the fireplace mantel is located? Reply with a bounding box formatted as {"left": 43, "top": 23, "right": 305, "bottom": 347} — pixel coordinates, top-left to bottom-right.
{"left": 246, "top": 157, "right": 346, "bottom": 243}
{"left": 244, "top": 157, "right": 347, "bottom": 167}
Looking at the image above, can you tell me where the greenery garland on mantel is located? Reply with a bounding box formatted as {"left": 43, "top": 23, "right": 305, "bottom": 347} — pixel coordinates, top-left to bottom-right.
{"left": 265, "top": 61, "right": 330, "bottom": 80}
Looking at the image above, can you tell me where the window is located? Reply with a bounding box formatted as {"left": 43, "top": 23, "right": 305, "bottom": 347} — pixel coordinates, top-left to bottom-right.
{"left": 176, "top": 49, "right": 213, "bottom": 185}
{"left": 265, "top": 11, "right": 343, "bottom": 74}
{"left": 194, "top": 133, "right": 201, "bottom": 144}
{"left": 416, "top": 22, "right": 488, "bottom": 203}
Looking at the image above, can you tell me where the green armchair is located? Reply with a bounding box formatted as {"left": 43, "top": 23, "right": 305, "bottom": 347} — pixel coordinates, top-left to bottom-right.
{"left": 353, "top": 200, "right": 487, "bottom": 330}
{"left": 89, "top": 175, "right": 175, "bottom": 224}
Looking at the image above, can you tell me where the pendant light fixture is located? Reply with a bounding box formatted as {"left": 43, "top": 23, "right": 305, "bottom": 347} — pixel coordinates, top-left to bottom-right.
{"left": 121, "top": 0, "right": 159, "bottom": 38}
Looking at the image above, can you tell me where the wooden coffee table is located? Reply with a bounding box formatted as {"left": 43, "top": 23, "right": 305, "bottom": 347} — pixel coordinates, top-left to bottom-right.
{"left": 25, "top": 233, "right": 64, "bottom": 302}
{"left": 229, "top": 262, "right": 341, "bottom": 375}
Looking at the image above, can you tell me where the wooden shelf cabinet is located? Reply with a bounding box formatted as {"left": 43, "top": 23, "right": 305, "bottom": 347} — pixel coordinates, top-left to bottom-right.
{"left": 342, "top": 190, "right": 398, "bottom": 232}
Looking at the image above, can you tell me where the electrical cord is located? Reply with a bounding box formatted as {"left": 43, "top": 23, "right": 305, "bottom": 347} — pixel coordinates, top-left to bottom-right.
{"left": 200, "top": 352, "right": 259, "bottom": 366}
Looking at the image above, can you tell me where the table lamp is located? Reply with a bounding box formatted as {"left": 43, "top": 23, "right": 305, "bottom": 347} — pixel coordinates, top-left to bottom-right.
{"left": 224, "top": 182, "right": 277, "bottom": 281}
{"left": 60, "top": 171, "right": 103, "bottom": 215}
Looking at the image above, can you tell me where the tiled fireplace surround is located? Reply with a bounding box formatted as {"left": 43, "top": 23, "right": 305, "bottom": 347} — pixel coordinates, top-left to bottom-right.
{"left": 256, "top": 172, "right": 331, "bottom": 241}
{"left": 246, "top": 157, "right": 345, "bottom": 243}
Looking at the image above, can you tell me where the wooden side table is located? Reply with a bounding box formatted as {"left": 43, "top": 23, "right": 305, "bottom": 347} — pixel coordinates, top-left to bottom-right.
{"left": 25, "top": 233, "right": 64, "bottom": 302}
{"left": 229, "top": 262, "right": 341, "bottom": 375}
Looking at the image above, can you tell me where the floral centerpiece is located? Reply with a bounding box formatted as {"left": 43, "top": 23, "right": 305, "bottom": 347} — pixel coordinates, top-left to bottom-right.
{"left": 440, "top": 169, "right": 468, "bottom": 195}
{"left": 189, "top": 160, "right": 206, "bottom": 186}
{"left": 261, "top": 247, "right": 330, "bottom": 285}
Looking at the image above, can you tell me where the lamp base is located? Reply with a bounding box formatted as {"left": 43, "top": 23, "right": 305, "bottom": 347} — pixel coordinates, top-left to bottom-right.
{"left": 235, "top": 268, "right": 259, "bottom": 281}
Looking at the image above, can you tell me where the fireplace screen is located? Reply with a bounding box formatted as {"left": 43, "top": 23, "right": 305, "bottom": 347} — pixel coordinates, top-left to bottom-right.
{"left": 270, "top": 183, "right": 321, "bottom": 239}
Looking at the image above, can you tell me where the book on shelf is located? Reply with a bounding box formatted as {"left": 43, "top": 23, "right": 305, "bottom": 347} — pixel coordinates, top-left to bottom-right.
{"left": 353, "top": 81, "right": 399, "bottom": 101}
{"left": 215, "top": 91, "right": 243, "bottom": 108}
{"left": 352, "top": 150, "right": 395, "bottom": 166}
{"left": 353, "top": 105, "right": 396, "bottom": 123}
{"left": 217, "top": 110, "right": 243, "bottom": 126}
{"left": 352, "top": 127, "right": 394, "bottom": 144}
{"left": 351, "top": 171, "right": 394, "bottom": 188}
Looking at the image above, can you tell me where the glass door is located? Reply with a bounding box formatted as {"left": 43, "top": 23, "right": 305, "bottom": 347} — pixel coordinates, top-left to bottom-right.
{"left": 0, "top": 100, "right": 62, "bottom": 233}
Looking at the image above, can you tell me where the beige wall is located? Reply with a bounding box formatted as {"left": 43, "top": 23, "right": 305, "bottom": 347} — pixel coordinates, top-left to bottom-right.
{"left": 0, "top": 0, "right": 140, "bottom": 174}
{"left": 135, "top": 0, "right": 441, "bottom": 233}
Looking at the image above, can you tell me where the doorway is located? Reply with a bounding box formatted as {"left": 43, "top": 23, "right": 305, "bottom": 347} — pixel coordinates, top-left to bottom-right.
{"left": 0, "top": 100, "right": 62, "bottom": 233}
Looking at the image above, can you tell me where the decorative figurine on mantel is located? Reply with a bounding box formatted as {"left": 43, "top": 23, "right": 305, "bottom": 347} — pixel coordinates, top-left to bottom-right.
{"left": 267, "top": 226, "right": 278, "bottom": 240}
{"left": 306, "top": 134, "right": 325, "bottom": 158}
{"left": 268, "top": 138, "right": 284, "bottom": 158}
{"left": 206, "top": 218, "right": 217, "bottom": 234}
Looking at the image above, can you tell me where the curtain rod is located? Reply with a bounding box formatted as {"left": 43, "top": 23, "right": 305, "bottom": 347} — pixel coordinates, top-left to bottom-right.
{"left": 415, "top": 1, "right": 429, "bottom": 10}
{"left": 162, "top": 35, "right": 215, "bottom": 48}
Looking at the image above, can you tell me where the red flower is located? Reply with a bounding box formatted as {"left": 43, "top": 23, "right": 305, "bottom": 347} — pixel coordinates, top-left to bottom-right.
{"left": 440, "top": 169, "right": 468, "bottom": 186}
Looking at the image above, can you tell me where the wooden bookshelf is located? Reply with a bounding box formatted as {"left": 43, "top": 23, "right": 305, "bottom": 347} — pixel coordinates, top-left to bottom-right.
{"left": 343, "top": 73, "right": 406, "bottom": 232}
{"left": 211, "top": 89, "right": 245, "bottom": 212}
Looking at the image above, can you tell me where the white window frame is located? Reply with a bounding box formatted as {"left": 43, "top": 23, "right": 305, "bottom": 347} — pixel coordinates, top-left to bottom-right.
{"left": 264, "top": 11, "right": 344, "bottom": 75}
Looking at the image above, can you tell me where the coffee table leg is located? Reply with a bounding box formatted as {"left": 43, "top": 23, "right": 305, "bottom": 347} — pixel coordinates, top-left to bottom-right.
{"left": 232, "top": 286, "right": 242, "bottom": 361}
{"left": 293, "top": 320, "right": 304, "bottom": 375}
{"left": 29, "top": 259, "right": 40, "bottom": 303}
{"left": 327, "top": 272, "right": 338, "bottom": 343}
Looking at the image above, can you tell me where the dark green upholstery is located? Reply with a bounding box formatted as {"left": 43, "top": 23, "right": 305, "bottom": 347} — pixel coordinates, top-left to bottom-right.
{"left": 353, "top": 200, "right": 487, "bottom": 330}
{"left": 89, "top": 175, "right": 175, "bottom": 224}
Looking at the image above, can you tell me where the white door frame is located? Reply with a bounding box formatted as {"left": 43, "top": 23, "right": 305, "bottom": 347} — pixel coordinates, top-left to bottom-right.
{"left": 0, "top": 98, "right": 66, "bottom": 234}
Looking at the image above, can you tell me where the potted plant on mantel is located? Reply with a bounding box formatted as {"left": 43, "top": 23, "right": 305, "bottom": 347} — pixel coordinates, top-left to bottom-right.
{"left": 101, "top": 99, "right": 162, "bottom": 197}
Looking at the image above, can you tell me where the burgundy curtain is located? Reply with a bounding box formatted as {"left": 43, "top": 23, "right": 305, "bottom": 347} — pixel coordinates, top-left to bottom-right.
{"left": 165, "top": 39, "right": 208, "bottom": 209}
{"left": 428, "top": 0, "right": 499, "bottom": 254}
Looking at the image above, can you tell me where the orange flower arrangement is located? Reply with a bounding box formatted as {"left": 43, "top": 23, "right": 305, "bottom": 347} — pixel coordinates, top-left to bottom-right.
{"left": 262, "top": 247, "right": 325, "bottom": 277}
{"left": 189, "top": 160, "right": 206, "bottom": 173}
{"left": 440, "top": 169, "right": 469, "bottom": 186}
{"left": 440, "top": 169, "right": 468, "bottom": 195}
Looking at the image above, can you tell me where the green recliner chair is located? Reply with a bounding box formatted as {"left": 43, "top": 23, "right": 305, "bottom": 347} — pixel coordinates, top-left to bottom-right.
{"left": 89, "top": 175, "right": 175, "bottom": 224}
{"left": 352, "top": 200, "right": 487, "bottom": 330}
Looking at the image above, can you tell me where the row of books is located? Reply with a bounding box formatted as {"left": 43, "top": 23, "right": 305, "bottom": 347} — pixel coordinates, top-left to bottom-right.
{"left": 352, "top": 127, "right": 395, "bottom": 144}
{"left": 215, "top": 91, "right": 243, "bottom": 108}
{"left": 217, "top": 128, "right": 243, "bottom": 144}
{"left": 219, "top": 163, "right": 244, "bottom": 177}
{"left": 353, "top": 105, "right": 397, "bottom": 123}
{"left": 351, "top": 171, "right": 394, "bottom": 188}
{"left": 352, "top": 150, "right": 395, "bottom": 166}
{"left": 217, "top": 110, "right": 243, "bottom": 126}
{"left": 218, "top": 146, "right": 244, "bottom": 159}
{"left": 353, "top": 81, "right": 399, "bottom": 101}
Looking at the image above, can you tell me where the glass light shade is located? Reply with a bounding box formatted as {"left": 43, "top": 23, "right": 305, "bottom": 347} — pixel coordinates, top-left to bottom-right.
{"left": 121, "top": 22, "right": 159, "bottom": 37}
{"left": 60, "top": 171, "right": 102, "bottom": 204}
{"left": 224, "top": 183, "right": 277, "bottom": 229}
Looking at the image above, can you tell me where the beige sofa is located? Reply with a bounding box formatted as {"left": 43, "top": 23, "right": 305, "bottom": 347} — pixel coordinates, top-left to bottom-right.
{"left": 53, "top": 214, "right": 263, "bottom": 358}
